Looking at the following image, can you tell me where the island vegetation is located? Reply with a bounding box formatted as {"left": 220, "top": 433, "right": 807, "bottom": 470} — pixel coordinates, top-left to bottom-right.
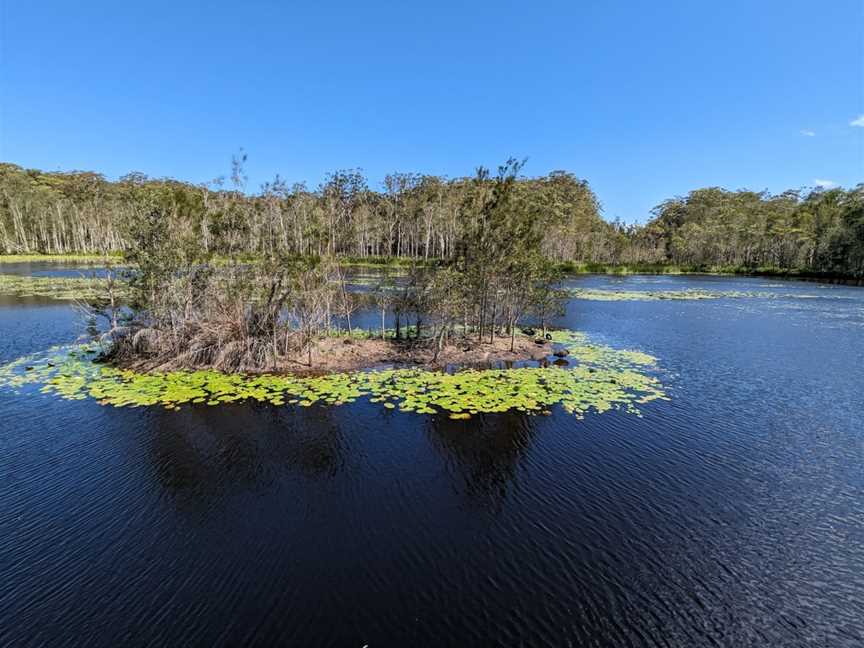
{"left": 60, "top": 158, "right": 574, "bottom": 374}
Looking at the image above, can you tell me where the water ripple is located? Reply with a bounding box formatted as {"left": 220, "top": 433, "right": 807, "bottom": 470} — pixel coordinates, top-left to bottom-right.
{"left": 1, "top": 275, "right": 864, "bottom": 645}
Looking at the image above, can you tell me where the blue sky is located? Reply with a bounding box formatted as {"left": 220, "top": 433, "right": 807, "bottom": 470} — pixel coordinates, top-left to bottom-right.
{"left": 1, "top": 0, "right": 862, "bottom": 222}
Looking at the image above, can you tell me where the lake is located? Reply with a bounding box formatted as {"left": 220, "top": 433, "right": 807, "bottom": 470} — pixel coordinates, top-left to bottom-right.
{"left": 1, "top": 272, "right": 863, "bottom": 646}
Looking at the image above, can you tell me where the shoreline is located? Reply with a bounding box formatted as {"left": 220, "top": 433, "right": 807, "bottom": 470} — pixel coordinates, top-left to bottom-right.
{"left": 557, "top": 262, "right": 864, "bottom": 284}
{"left": 2, "top": 253, "right": 861, "bottom": 285}
{"left": 107, "top": 334, "right": 554, "bottom": 376}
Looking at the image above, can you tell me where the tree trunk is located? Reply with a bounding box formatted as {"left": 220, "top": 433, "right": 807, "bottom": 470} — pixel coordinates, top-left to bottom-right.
{"left": 489, "top": 296, "right": 497, "bottom": 344}
{"left": 478, "top": 285, "right": 487, "bottom": 342}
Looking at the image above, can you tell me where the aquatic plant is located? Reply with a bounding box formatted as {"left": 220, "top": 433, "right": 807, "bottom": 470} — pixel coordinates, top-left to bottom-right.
{"left": 0, "top": 330, "right": 668, "bottom": 419}
{"left": 0, "top": 274, "right": 125, "bottom": 301}
{"left": 566, "top": 288, "right": 778, "bottom": 301}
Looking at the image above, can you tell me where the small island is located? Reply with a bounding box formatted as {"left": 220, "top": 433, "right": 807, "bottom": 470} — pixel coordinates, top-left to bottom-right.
{"left": 0, "top": 158, "right": 672, "bottom": 420}
{"left": 81, "top": 159, "right": 569, "bottom": 377}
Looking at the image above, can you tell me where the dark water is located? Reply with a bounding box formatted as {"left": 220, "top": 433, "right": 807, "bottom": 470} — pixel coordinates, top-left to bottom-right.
{"left": 1, "top": 273, "right": 863, "bottom": 647}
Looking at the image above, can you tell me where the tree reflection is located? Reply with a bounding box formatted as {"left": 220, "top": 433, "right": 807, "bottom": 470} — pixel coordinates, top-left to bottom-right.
{"left": 144, "top": 403, "right": 348, "bottom": 512}
{"left": 143, "top": 398, "right": 542, "bottom": 517}
{"left": 424, "top": 411, "right": 539, "bottom": 512}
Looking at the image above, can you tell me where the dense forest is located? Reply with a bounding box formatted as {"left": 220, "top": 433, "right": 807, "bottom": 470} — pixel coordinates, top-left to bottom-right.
{"left": 0, "top": 160, "right": 862, "bottom": 277}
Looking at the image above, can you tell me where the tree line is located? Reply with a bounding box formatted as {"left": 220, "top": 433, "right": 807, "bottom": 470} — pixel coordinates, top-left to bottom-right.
{"left": 1, "top": 160, "right": 862, "bottom": 277}
{"left": 0, "top": 159, "right": 606, "bottom": 264}
{"left": 621, "top": 186, "right": 864, "bottom": 276}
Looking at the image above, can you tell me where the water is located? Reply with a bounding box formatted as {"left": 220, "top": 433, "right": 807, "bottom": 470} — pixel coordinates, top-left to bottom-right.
{"left": 1, "top": 272, "right": 863, "bottom": 646}
{"left": 0, "top": 261, "right": 119, "bottom": 279}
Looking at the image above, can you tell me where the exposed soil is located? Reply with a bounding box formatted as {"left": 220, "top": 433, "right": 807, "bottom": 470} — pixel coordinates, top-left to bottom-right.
{"left": 288, "top": 335, "right": 552, "bottom": 373}
{"left": 112, "top": 334, "right": 553, "bottom": 375}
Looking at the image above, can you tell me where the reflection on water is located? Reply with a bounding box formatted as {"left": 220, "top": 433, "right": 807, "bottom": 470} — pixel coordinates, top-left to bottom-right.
{"left": 146, "top": 405, "right": 351, "bottom": 507}
{"left": 144, "top": 401, "right": 545, "bottom": 515}
{"left": 426, "top": 412, "right": 537, "bottom": 510}
{"left": 1, "top": 273, "right": 863, "bottom": 646}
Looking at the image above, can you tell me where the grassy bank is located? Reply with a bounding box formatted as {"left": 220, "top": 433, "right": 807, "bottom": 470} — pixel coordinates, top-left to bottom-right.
{"left": 338, "top": 255, "right": 432, "bottom": 268}
{"left": 0, "top": 253, "right": 122, "bottom": 264}
{"left": 2, "top": 254, "right": 860, "bottom": 283}
{"left": 556, "top": 261, "right": 775, "bottom": 275}
{"left": 555, "top": 261, "right": 863, "bottom": 282}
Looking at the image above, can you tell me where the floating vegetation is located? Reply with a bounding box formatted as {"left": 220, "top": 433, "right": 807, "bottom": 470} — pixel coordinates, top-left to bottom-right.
{"left": 0, "top": 331, "right": 668, "bottom": 418}
{"left": 0, "top": 274, "right": 125, "bottom": 301}
{"left": 0, "top": 254, "right": 122, "bottom": 264}
{"left": 0, "top": 271, "right": 391, "bottom": 302}
{"left": 567, "top": 288, "right": 778, "bottom": 301}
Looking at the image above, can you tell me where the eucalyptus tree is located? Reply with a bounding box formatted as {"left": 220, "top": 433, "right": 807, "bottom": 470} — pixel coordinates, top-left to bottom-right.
{"left": 3, "top": 159, "right": 863, "bottom": 278}
{"left": 320, "top": 169, "right": 367, "bottom": 256}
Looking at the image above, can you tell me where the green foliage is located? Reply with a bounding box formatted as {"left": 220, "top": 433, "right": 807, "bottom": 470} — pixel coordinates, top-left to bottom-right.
{"left": 644, "top": 185, "right": 864, "bottom": 277}
{"left": 0, "top": 161, "right": 605, "bottom": 264}
{"left": 3, "top": 160, "right": 862, "bottom": 276}
{"left": 0, "top": 330, "right": 668, "bottom": 419}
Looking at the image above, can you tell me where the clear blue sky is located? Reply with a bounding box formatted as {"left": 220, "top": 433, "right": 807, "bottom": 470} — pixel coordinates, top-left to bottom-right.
{"left": 1, "top": 0, "right": 862, "bottom": 222}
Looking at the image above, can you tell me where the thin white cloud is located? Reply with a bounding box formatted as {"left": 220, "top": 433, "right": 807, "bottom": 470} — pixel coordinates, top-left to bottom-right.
{"left": 851, "top": 114, "right": 864, "bottom": 127}
{"left": 814, "top": 179, "right": 837, "bottom": 189}
{"left": 800, "top": 129, "right": 816, "bottom": 137}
